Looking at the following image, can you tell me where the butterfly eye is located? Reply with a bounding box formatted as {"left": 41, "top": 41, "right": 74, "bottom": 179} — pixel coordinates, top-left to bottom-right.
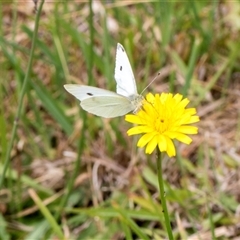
{"left": 87, "top": 93, "right": 93, "bottom": 96}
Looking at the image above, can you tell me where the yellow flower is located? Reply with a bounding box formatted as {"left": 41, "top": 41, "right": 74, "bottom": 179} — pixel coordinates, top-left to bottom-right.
{"left": 125, "top": 93, "right": 200, "bottom": 157}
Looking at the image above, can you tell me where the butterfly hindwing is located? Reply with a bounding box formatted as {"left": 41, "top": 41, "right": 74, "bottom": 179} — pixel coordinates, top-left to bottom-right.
{"left": 81, "top": 96, "right": 134, "bottom": 118}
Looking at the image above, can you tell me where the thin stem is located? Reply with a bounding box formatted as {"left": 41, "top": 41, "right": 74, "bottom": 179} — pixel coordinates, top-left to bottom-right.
{"left": 157, "top": 149, "right": 174, "bottom": 239}
{"left": 0, "top": 0, "right": 45, "bottom": 189}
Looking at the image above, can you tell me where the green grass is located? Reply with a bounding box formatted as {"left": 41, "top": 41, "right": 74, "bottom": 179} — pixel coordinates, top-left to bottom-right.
{"left": 1, "top": 1, "right": 240, "bottom": 239}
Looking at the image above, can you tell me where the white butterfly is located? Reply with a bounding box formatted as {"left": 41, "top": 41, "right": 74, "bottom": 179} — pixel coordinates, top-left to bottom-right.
{"left": 64, "top": 43, "right": 143, "bottom": 118}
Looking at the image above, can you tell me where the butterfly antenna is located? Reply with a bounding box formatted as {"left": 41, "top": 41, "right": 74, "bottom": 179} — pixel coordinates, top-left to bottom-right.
{"left": 140, "top": 72, "right": 160, "bottom": 95}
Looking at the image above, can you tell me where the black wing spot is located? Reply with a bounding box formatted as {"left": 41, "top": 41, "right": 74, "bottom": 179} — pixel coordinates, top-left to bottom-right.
{"left": 120, "top": 66, "right": 122, "bottom": 71}
{"left": 87, "top": 93, "right": 93, "bottom": 96}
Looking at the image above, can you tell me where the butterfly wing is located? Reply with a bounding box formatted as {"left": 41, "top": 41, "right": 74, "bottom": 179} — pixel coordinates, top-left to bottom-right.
{"left": 64, "top": 84, "right": 134, "bottom": 118}
{"left": 114, "top": 43, "right": 138, "bottom": 97}
{"left": 81, "top": 96, "right": 134, "bottom": 118}
{"left": 64, "top": 85, "right": 119, "bottom": 101}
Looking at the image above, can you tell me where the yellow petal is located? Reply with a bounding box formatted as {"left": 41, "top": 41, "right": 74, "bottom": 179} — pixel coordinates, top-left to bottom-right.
{"left": 174, "top": 133, "right": 192, "bottom": 144}
{"left": 137, "top": 132, "right": 156, "bottom": 148}
{"left": 165, "top": 137, "right": 176, "bottom": 157}
{"left": 178, "top": 126, "right": 198, "bottom": 134}
{"left": 158, "top": 135, "right": 167, "bottom": 152}
{"left": 188, "top": 116, "right": 200, "bottom": 124}
{"left": 173, "top": 93, "right": 183, "bottom": 103}
{"left": 145, "top": 135, "right": 158, "bottom": 154}
{"left": 125, "top": 114, "right": 142, "bottom": 124}
{"left": 127, "top": 126, "right": 153, "bottom": 135}
{"left": 185, "top": 108, "right": 197, "bottom": 115}
{"left": 146, "top": 93, "right": 155, "bottom": 103}
{"left": 178, "top": 98, "right": 189, "bottom": 109}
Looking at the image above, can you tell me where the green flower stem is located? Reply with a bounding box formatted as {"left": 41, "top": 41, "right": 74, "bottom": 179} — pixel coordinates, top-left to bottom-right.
{"left": 157, "top": 148, "right": 174, "bottom": 239}
{"left": 0, "top": 0, "right": 45, "bottom": 189}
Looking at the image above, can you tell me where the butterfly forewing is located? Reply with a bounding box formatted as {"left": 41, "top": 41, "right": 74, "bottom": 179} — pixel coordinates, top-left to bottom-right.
{"left": 64, "top": 85, "right": 120, "bottom": 101}
{"left": 114, "top": 43, "right": 138, "bottom": 97}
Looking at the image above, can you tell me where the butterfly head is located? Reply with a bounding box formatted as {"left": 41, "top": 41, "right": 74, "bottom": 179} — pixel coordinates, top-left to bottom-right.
{"left": 130, "top": 94, "right": 144, "bottom": 114}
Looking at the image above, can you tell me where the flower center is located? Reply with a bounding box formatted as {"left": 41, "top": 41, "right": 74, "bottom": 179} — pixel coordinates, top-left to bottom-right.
{"left": 155, "top": 116, "right": 168, "bottom": 133}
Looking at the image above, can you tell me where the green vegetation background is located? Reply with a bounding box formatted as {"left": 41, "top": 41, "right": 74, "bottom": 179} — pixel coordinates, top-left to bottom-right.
{"left": 0, "top": 1, "right": 240, "bottom": 239}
